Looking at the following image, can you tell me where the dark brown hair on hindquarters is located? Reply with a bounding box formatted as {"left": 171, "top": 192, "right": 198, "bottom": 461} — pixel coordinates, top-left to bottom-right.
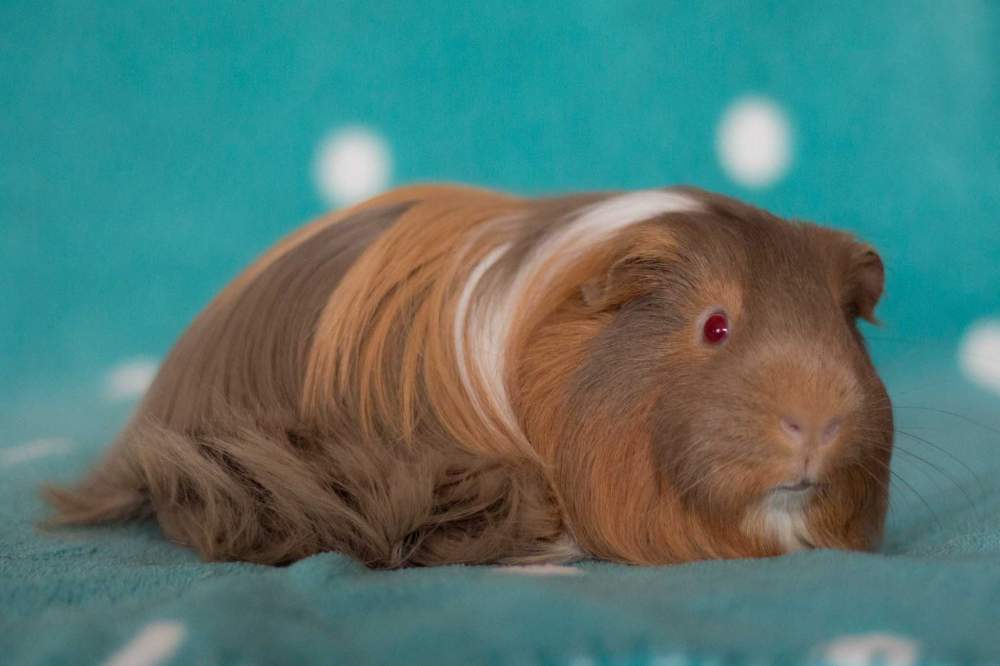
{"left": 45, "top": 408, "right": 567, "bottom": 567}
{"left": 42, "top": 186, "right": 577, "bottom": 567}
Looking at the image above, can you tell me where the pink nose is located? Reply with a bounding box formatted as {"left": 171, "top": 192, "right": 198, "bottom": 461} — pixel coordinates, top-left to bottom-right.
{"left": 780, "top": 415, "right": 842, "bottom": 448}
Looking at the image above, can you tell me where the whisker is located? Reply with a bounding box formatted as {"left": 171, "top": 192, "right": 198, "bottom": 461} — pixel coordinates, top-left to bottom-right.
{"left": 866, "top": 456, "right": 942, "bottom": 529}
{"left": 851, "top": 460, "right": 897, "bottom": 523}
{"left": 862, "top": 400, "right": 1000, "bottom": 438}
{"left": 892, "top": 406, "right": 1000, "bottom": 437}
{"left": 849, "top": 422, "right": 984, "bottom": 499}
{"left": 890, "top": 445, "right": 979, "bottom": 518}
{"left": 675, "top": 457, "right": 745, "bottom": 500}
{"left": 895, "top": 429, "right": 987, "bottom": 499}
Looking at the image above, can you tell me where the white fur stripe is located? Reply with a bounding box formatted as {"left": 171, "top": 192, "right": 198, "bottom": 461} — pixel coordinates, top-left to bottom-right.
{"left": 455, "top": 190, "right": 701, "bottom": 441}
{"left": 453, "top": 242, "right": 514, "bottom": 437}
{"left": 551, "top": 190, "right": 701, "bottom": 258}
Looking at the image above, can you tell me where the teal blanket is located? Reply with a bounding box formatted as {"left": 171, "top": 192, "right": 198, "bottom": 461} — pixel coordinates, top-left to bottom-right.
{"left": 3, "top": 1, "right": 1000, "bottom": 664}
{"left": 3, "top": 368, "right": 999, "bottom": 665}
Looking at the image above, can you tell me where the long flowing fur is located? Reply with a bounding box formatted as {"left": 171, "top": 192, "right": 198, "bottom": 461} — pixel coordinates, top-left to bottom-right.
{"left": 45, "top": 407, "right": 572, "bottom": 567}
{"left": 43, "top": 184, "right": 892, "bottom": 567}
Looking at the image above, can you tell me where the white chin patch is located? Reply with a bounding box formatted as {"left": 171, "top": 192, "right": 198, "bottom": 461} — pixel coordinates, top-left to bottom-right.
{"left": 746, "top": 490, "right": 816, "bottom": 553}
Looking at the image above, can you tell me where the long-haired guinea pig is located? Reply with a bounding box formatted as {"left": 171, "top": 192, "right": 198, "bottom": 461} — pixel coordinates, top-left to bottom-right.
{"left": 43, "top": 184, "right": 893, "bottom": 568}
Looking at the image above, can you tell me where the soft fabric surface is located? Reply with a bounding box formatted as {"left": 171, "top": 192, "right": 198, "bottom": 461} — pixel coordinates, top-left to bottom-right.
{"left": 3, "top": 2, "right": 1000, "bottom": 664}
{"left": 2, "top": 370, "right": 999, "bottom": 665}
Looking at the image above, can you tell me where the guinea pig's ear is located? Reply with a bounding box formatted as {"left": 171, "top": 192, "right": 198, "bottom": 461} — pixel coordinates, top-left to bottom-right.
{"left": 579, "top": 230, "right": 678, "bottom": 310}
{"left": 846, "top": 244, "right": 885, "bottom": 324}
{"left": 579, "top": 254, "right": 668, "bottom": 309}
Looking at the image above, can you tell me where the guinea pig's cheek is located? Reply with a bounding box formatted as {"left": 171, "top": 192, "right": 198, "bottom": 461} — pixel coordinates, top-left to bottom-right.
{"left": 819, "top": 424, "right": 871, "bottom": 473}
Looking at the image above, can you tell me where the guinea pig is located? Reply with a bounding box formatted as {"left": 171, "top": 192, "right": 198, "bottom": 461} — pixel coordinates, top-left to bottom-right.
{"left": 43, "top": 184, "right": 893, "bottom": 568}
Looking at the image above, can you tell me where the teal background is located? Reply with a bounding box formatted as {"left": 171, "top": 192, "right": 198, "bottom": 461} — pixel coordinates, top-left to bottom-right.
{"left": 2, "top": 2, "right": 999, "bottom": 665}
{"left": 3, "top": 1, "right": 1000, "bottom": 434}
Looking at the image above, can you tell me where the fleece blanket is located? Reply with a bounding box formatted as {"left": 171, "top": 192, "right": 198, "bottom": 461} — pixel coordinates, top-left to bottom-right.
{"left": 4, "top": 1, "right": 1000, "bottom": 664}
{"left": 2, "top": 359, "right": 1000, "bottom": 666}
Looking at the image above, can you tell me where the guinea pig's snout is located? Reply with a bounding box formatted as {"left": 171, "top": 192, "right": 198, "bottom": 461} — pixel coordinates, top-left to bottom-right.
{"left": 778, "top": 414, "right": 842, "bottom": 449}
{"left": 774, "top": 410, "right": 845, "bottom": 488}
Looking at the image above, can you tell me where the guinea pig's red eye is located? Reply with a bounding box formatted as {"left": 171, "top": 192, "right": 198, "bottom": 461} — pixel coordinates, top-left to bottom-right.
{"left": 702, "top": 312, "right": 729, "bottom": 344}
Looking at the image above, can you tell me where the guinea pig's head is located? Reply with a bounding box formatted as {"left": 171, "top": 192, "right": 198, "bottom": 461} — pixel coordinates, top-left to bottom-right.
{"left": 516, "top": 191, "right": 893, "bottom": 563}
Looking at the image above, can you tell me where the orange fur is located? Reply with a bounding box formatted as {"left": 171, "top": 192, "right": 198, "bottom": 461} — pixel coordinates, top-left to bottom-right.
{"left": 42, "top": 185, "right": 892, "bottom": 568}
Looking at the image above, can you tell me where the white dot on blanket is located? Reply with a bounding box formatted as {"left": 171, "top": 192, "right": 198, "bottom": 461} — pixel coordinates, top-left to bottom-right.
{"left": 817, "top": 632, "right": 918, "bottom": 666}
{"left": 103, "top": 357, "right": 159, "bottom": 402}
{"left": 494, "top": 564, "right": 583, "bottom": 576}
{"left": 313, "top": 126, "right": 392, "bottom": 206}
{"left": 103, "top": 621, "right": 186, "bottom": 666}
{"left": 958, "top": 319, "right": 1000, "bottom": 395}
{"left": 0, "top": 437, "right": 74, "bottom": 466}
{"left": 716, "top": 96, "right": 793, "bottom": 188}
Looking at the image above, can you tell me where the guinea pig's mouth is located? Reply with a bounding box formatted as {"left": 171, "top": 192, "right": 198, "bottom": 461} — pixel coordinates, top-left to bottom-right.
{"left": 772, "top": 480, "right": 820, "bottom": 495}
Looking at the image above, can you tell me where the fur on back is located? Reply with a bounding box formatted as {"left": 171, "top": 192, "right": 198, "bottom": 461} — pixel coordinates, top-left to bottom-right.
{"left": 44, "top": 185, "right": 584, "bottom": 566}
{"left": 43, "top": 184, "right": 891, "bottom": 567}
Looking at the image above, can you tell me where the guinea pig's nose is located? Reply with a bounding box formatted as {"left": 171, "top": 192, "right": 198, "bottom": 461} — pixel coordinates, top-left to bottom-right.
{"left": 779, "top": 415, "right": 842, "bottom": 448}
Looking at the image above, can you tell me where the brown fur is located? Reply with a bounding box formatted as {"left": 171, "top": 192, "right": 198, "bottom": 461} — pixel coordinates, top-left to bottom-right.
{"left": 515, "top": 197, "right": 892, "bottom": 563}
{"left": 43, "top": 184, "right": 892, "bottom": 568}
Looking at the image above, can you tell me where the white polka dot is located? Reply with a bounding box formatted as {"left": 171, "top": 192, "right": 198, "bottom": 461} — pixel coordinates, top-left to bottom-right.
{"left": 817, "top": 633, "right": 919, "bottom": 666}
{"left": 0, "top": 437, "right": 74, "bottom": 466}
{"left": 493, "top": 564, "right": 583, "bottom": 576}
{"left": 716, "top": 96, "right": 793, "bottom": 188}
{"left": 103, "top": 621, "right": 186, "bottom": 666}
{"left": 313, "top": 126, "right": 392, "bottom": 206}
{"left": 104, "top": 357, "right": 159, "bottom": 402}
{"left": 959, "top": 319, "right": 1000, "bottom": 395}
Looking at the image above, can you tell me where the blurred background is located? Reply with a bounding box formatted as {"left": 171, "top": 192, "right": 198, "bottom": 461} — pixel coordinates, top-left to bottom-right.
{"left": 2, "top": 2, "right": 998, "bottom": 524}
